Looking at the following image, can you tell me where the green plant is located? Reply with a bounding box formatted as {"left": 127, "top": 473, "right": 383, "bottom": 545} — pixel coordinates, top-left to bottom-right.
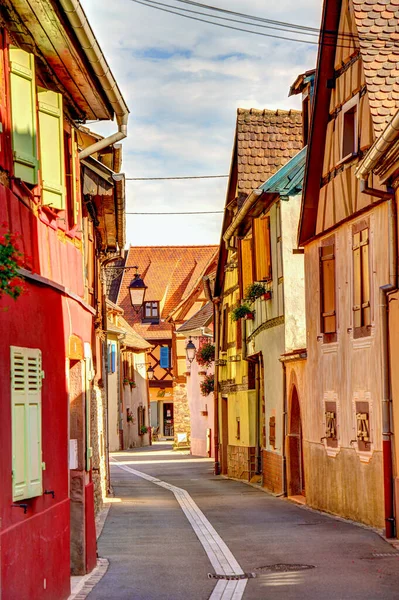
{"left": 196, "top": 342, "right": 215, "bottom": 367}
{"left": 129, "top": 380, "right": 136, "bottom": 388}
{"left": 0, "top": 225, "right": 26, "bottom": 300}
{"left": 123, "top": 378, "right": 130, "bottom": 385}
{"left": 200, "top": 374, "right": 214, "bottom": 397}
{"left": 231, "top": 303, "right": 253, "bottom": 322}
{"left": 245, "top": 282, "right": 266, "bottom": 303}
{"left": 140, "top": 425, "right": 148, "bottom": 434}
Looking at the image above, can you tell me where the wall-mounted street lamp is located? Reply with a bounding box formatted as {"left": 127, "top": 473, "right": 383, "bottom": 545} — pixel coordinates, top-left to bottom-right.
{"left": 128, "top": 267, "right": 147, "bottom": 313}
{"left": 103, "top": 264, "right": 147, "bottom": 313}
{"left": 147, "top": 365, "right": 155, "bottom": 380}
{"left": 185, "top": 338, "right": 196, "bottom": 363}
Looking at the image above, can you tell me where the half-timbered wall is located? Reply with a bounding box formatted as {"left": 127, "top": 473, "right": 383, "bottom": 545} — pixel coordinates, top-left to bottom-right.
{"left": 316, "top": 0, "right": 385, "bottom": 235}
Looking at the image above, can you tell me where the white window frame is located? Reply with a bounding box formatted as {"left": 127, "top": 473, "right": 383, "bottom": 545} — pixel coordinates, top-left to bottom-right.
{"left": 340, "top": 94, "right": 359, "bottom": 163}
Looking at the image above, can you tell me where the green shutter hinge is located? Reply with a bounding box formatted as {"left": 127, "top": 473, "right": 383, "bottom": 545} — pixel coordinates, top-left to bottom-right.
{"left": 87, "top": 447, "right": 93, "bottom": 459}
{"left": 42, "top": 462, "right": 46, "bottom": 470}
{"left": 41, "top": 370, "right": 45, "bottom": 379}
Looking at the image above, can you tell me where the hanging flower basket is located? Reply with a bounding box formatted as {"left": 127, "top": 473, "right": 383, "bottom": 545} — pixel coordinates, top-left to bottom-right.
{"left": 0, "top": 225, "right": 26, "bottom": 301}
{"left": 262, "top": 291, "right": 272, "bottom": 301}
{"left": 231, "top": 303, "right": 254, "bottom": 322}
{"left": 200, "top": 374, "right": 214, "bottom": 397}
{"left": 245, "top": 282, "right": 266, "bottom": 303}
{"left": 123, "top": 378, "right": 129, "bottom": 385}
{"left": 129, "top": 380, "right": 136, "bottom": 388}
{"left": 196, "top": 342, "right": 215, "bottom": 367}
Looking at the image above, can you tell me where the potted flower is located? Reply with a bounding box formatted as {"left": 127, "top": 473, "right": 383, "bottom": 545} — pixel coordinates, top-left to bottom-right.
{"left": 200, "top": 374, "right": 214, "bottom": 397}
{"left": 262, "top": 290, "right": 272, "bottom": 301}
{"left": 140, "top": 425, "right": 148, "bottom": 435}
{"left": 123, "top": 377, "right": 130, "bottom": 385}
{"left": 126, "top": 409, "right": 134, "bottom": 423}
{"left": 0, "top": 225, "right": 26, "bottom": 300}
{"left": 231, "top": 303, "right": 254, "bottom": 322}
{"left": 129, "top": 380, "right": 136, "bottom": 388}
{"left": 196, "top": 342, "right": 215, "bottom": 367}
{"left": 245, "top": 282, "right": 266, "bottom": 303}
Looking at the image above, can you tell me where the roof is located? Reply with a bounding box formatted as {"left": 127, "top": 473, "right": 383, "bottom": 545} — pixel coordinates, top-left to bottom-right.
{"left": 177, "top": 302, "right": 213, "bottom": 334}
{"left": 352, "top": 2, "right": 399, "bottom": 137}
{"left": 3, "top": 0, "right": 128, "bottom": 122}
{"left": 261, "top": 146, "right": 307, "bottom": 198}
{"left": 289, "top": 70, "right": 316, "bottom": 97}
{"left": 117, "top": 246, "right": 218, "bottom": 333}
{"left": 133, "top": 322, "right": 173, "bottom": 341}
{"left": 107, "top": 316, "right": 152, "bottom": 351}
{"left": 236, "top": 108, "right": 303, "bottom": 198}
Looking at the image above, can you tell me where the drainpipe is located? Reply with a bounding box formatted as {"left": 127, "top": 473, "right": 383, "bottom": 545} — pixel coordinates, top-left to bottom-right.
{"left": 255, "top": 358, "right": 261, "bottom": 475}
{"left": 223, "top": 189, "right": 263, "bottom": 247}
{"left": 213, "top": 297, "right": 221, "bottom": 475}
{"left": 59, "top": 0, "right": 129, "bottom": 159}
{"left": 282, "top": 360, "right": 287, "bottom": 496}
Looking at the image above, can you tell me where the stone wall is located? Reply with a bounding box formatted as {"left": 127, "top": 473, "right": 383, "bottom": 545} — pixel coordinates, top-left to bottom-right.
{"left": 91, "top": 383, "right": 107, "bottom": 515}
{"left": 173, "top": 383, "right": 191, "bottom": 449}
{"left": 262, "top": 449, "right": 284, "bottom": 494}
{"left": 227, "top": 445, "right": 256, "bottom": 481}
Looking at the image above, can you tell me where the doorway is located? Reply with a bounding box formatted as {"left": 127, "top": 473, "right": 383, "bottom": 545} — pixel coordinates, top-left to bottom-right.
{"left": 287, "top": 386, "right": 305, "bottom": 497}
{"left": 163, "top": 402, "right": 174, "bottom": 437}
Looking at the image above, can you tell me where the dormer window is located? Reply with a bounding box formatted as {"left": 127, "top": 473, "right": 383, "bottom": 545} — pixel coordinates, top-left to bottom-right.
{"left": 143, "top": 301, "right": 159, "bottom": 323}
{"left": 341, "top": 95, "right": 358, "bottom": 161}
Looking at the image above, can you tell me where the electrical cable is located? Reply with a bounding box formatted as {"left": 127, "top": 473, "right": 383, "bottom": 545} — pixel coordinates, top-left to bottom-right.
{"left": 134, "top": 0, "right": 320, "bottom": 39}
{"left": 126, "top": 175, "right": 228, "bottom": 180}
{"left": 130, "top": 0, "right": 321, "bottom": 46}
{"left": 130, "top": 0, "right": 399, "bottom": 49}
{"left": 126, "top": 210, "right": 224, "bottom": 214}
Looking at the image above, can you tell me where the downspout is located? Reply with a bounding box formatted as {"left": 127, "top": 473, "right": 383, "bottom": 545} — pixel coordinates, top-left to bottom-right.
{"left": 255, "top": 358, "right": 261, "bottom": 475}
{"left": 213, "top": 297, "right": 221, "bottom": 475}
{"left": 59, "top": 0, "right": 129, "bottom": 159}
{"left": 223, "top": 189, "right": 263, "bottom": 247}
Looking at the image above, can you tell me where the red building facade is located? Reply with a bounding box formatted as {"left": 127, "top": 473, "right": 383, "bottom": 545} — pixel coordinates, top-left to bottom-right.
{"left": 0, "top": 2, "right": 128, "bottom": 598}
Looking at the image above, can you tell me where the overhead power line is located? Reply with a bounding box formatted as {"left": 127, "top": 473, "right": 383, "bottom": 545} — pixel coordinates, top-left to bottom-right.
{"left": 130, "top": 0, "right": 399, "bottom": 48}
{"left": 126, "top": 174, "right": 228, "bottom": 180}
{"left": 126, "top": 210, "right": 224, "bottom": 214}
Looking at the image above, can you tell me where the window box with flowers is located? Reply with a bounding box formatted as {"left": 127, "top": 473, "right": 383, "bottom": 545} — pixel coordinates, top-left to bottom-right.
{"left": 0, "top": 225, "right": 26, "bottom": 300}
{"left": 196, "top": 342, "right": 215, "bottom": 368}
{"left": 245, "top": 282, "right": 266, "bottom": 303}
{"left": 200, "top": 374, "right": 214, "bottom": 397}
{"left": 231, "top": 303, "right": 254, "bottom": 322}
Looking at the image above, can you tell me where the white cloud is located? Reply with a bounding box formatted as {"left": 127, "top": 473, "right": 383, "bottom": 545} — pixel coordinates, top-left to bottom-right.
{"left": 81, "top": 0, "right": 322, "bottom": 246}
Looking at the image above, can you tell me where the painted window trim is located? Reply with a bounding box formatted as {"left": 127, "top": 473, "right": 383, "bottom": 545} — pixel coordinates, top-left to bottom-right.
{"left": 339, "top": 93, "right": 359, "bottom": 164}
{"left": 351, "top": 218, "right": 372, "bottom": 339}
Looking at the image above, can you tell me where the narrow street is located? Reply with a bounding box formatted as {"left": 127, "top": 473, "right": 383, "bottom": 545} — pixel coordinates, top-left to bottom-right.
{"left": 88, "top": 444, "right": 399, "bottom": 600}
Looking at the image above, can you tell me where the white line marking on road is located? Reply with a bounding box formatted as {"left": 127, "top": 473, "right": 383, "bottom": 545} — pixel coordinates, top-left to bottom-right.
{"left": 111, "top": 459, "right": 248, "bottom": 600}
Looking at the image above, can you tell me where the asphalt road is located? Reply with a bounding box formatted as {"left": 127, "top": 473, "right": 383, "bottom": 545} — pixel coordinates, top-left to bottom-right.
{"left": 88, "top": 443, "right": 399, "bottom": 600}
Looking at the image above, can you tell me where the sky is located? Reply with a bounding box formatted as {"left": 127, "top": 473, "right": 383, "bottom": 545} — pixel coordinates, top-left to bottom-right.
{"left": 81, "top": 0, "right": 323, "bottom": 247}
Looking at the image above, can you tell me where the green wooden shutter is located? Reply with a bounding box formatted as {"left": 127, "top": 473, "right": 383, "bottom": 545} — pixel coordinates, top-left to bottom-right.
{"left": 9, "top": 48, "right": 39, "bottom": 184}
{"left": 84, "top": 343, "right": 94, "bottom": 472}
{"left": 11, "top": 346, "right": 43, "bottom": 501}
{"left": 38, "top": 88, "right": 65, "bottom": 209}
